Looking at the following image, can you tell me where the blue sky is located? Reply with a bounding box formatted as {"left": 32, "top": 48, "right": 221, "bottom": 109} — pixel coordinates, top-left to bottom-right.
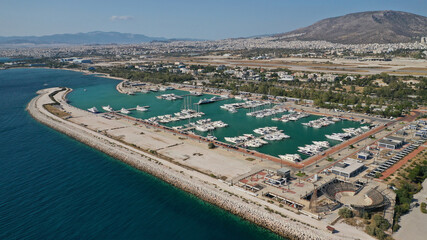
{"left": 1, "top": 0, "right": 426, "bottom": 39}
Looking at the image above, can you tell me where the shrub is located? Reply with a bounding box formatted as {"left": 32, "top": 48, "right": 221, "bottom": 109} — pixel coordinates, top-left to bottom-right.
{"left": 392, "top": 223, "right": 400, "bottom": 232}
{"left": 372, "top": 214, "right": 390, "bottom": 230}
{"left": 421, "top": 202, "right": 427, "bottom": 214}
{"left": 361, "top": 211, "right": 370, "bottom": 219}
{"left": 366, "top": 215, "right": 390, "bottom": 240}
{"left": 208, "top": 142, "right": 215, "bottom": 149}
{"left": 338, "top": 208, "right": 354, "bottom": 218}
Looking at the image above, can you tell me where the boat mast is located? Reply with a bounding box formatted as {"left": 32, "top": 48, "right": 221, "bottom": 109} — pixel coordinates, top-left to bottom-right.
{"left": 182, "top": 96, "right": 186, "bottom": 110}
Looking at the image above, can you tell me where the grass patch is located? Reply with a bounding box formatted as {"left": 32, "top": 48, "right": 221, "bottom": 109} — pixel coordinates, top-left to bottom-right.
{"left": 44, "top": 104, "right": 70, "bottom": 118}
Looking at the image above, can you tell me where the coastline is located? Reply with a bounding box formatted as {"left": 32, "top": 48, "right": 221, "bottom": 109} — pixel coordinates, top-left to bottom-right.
{"left": 26, "top": 87, "right": 349, "bottom": 240}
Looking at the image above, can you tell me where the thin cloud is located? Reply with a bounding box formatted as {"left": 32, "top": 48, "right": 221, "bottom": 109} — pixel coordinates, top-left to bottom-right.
{"left": 110, "top": 16, "right": 134, "bottom": 21}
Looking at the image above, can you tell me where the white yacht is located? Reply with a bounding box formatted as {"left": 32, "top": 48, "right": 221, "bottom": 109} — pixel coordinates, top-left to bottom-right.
{"left": 102, "top": 105, "right": 113, "bottom": 112}
{"left": 313, "top": 141, "right": 330, "bottom": 148}
{"left": 195, "top": 126, "right": 209, "bottom": 132}
{"left": 325, "top": 133, "right": 352, "bottom": 142}
{"left": 120, "top": 108, "right": 130, "bottom": 114}
{"left": 229, "top": 108, "right": 237, "bottom": 113}
{"left": 87, "top": 107, "right": 98, "bottom": 113}
{"left": 253, "top": 126, "right": 278, "bottom": 135}
{"left": 279, "top": 154, "right": 302, "bottom": 163}
{"left": 244, "top": 139, "right": 265, "bottom": 148}
{"left": 206, "top": 134, "right": 217, "bottom": 141}
{"left": 136, "top": 105, "right": 148, "bottom": 112}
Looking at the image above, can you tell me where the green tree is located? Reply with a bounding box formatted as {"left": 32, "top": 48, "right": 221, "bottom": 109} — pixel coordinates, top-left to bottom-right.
{"left": 338, "top": 208, "right": 354, "bottom": 218}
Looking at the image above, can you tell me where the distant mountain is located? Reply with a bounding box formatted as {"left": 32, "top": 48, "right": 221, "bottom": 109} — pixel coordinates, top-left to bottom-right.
{"left": 0, "top": 31, "right": 169, "bottom": 45}
{"left": 276, "top": 11, "right": 427, "bottom": 44}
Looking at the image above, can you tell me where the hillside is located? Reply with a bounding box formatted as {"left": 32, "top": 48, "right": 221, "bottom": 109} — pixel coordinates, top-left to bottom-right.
{"left": 277, "top": 11, "right": 427, "bottom": 44}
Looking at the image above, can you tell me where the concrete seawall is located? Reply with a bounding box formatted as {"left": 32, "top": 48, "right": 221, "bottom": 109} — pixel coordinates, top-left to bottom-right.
{"left": 27, "top": 87, "right": 342, "bottom": 240}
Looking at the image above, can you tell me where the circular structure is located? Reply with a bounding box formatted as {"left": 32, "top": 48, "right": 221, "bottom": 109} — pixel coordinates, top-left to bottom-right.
{"left": 320, "top": 179, "right": 387, "bottom": 211}
{"left": 336, "top": 191, "right": 373, "bottom": 206}
{"left": 322, "top": 181, "right": 359, "bottom": 200}
{"left": 350, "top": 189, "right": 387, "bottom": 211}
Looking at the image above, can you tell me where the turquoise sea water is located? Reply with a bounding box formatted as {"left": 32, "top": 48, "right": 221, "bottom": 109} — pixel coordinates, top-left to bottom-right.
{"left": 0, "top": 57, "right": 23, "bottom": 63}
{"left": 67, "top": 77, "right": 363, "bottom": 158}
{"left": 0, "top": 57, "right": 11, "bottom": 62}
{"left": 0, "top": 68, "right": 284, "bottom": 240}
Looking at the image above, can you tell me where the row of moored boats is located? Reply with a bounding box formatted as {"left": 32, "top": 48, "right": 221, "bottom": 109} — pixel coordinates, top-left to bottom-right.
{"left": 297, "top": 141, "right": 330, "bottom": 156}
{"left": 272, "top": 112, "right": 309, "bottom": 122}
{"left": 139, "top": 86, "right": 175, "bottom": 93}
{"left": 224, "top": 126, "right": 290, "bottom": 148}
{"left": 302, "top": 117, "right": 340, "bottom": 128}
{"left": 156, "top": 93, "right": 183, "bottom": 101}
{"left": 325, "top": 126, "right": 370, "bottom": 141}
{"left": 191, "top": 118, "right": 228, "bottom": 132}
{"left": 87, "top": 105, "right": 148, "bottom": 114}
{"left": 246, "top": 107, "right": 287, "bottom": 118}
{"left": 197, "top": 96, "right": 225, "bottom": 105}
{"left": 146, "top": 109, "right": 204, "bottom": 124}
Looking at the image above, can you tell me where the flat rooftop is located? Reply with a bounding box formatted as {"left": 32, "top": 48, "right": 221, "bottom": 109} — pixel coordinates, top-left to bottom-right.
{"left": 378, "top": 139, "right": 400, "bottom": 146}
{"left": 331, "top": 158, "right": 364, "bottom": 175}
{"left": 383, "top": 136, "right": 405, "bottom": 143}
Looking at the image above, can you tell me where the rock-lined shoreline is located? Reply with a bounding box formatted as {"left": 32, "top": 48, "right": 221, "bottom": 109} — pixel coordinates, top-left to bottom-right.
{"left": 27, "top": 87, "right": 340, "bottom": 240}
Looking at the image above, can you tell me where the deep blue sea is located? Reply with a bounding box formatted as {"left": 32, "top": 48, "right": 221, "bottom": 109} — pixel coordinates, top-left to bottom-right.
{"left": 0, "top": 68, "right": 283, "bottom": 240}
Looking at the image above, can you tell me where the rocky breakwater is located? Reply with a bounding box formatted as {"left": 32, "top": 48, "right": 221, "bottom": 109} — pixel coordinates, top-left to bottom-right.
{"left": 27, "top": 87, "right": 339, "bottom": 240}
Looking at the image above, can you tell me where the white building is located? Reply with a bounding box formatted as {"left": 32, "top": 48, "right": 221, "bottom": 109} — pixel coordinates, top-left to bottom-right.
{"left": 279, "top": 75, "right": 294, "bottom": 81}
{"left": 320, "top": 74, "right": 338, "bottom": 82}
{"left": 278, "top": 72, "right": 294, "bottom": 81}
{"left": 331, "top": 159, "right": 365, "bottom": 178}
